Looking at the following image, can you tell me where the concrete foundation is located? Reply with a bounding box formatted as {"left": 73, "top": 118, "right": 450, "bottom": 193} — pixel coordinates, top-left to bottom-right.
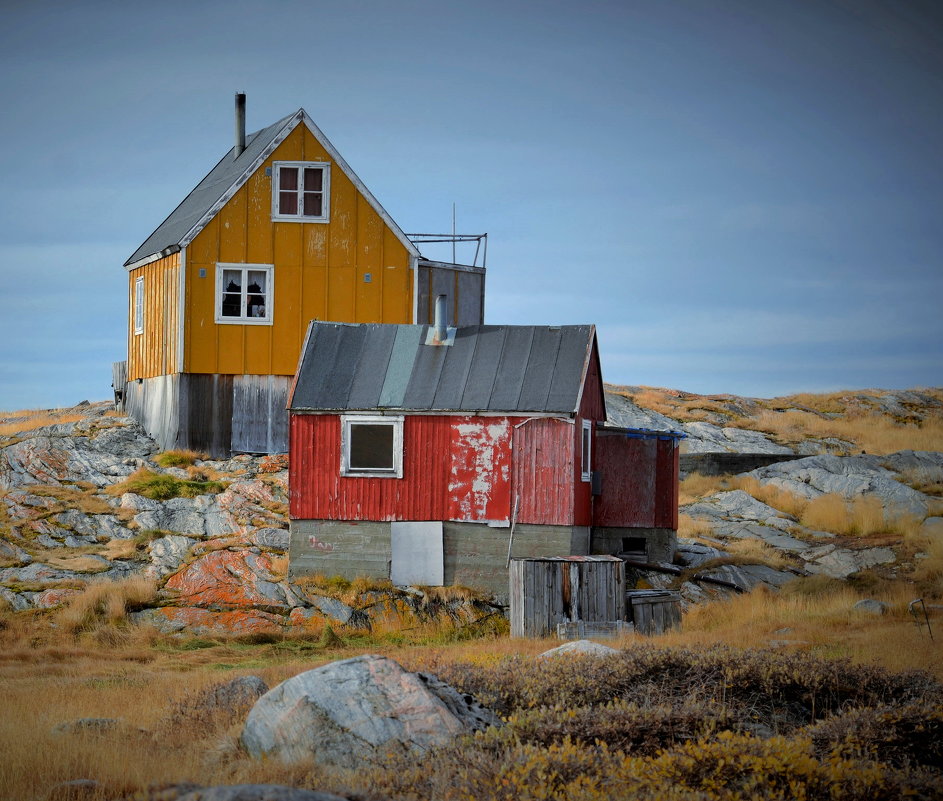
{"left": 289, "top": 519, "right": 591, "bottom": 603}
{"left": 591, "top": 526, "right": 677, "bottom": 564}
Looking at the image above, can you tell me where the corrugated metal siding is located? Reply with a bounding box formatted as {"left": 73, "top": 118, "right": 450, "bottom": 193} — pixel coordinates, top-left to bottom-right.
{"left": 291, "top": 413, "right": 519, "bottom": 523}
{"left": 656, "top": 437, "right": 680, "bottom": 529}
{"left": 592, "top": 432, "right": 679, "bottom": 529}
{"left": 512, "top": 418, "right": 575, "bottom": 525}
{"left": 127, "top": 252, "right": 180, "bottom": 380}
{"left": 291, "top": 412, "right": 584, "bottom": 525}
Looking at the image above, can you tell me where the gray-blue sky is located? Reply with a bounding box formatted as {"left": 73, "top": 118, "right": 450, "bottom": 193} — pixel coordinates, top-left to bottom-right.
{"left": 1, "top": 0, "right": 940, "bottom": 409}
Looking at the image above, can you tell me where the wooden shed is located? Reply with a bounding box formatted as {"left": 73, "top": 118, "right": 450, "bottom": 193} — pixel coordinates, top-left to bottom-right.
{"left": 287, "top": 318, "right": 683, "bottom": 599}
{"left": 509, "top": 556, "right": 625, "bottom": 638}
{"left": 119, "top": 95, "right": 485, "bottom": 457}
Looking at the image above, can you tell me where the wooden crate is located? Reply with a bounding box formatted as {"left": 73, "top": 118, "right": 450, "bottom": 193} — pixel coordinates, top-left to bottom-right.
{"left": 627, "top": 590, "right": 681, "bottom": 635}
{"left": 510, "top": 556, "right": 625, "bottom": 638}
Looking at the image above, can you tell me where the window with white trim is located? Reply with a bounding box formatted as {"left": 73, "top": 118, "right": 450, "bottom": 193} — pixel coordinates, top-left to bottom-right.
{"left": 215, "top": 264, "right": 274, "bottom": 325}
{"left": 272, "top": 161, "right": 330, "bottom": 222}
{"left": 341, "top": 414, "right": 404, "bottom": 478}
{"left": 580, "top": 420, "right": 592, "bottom": 482}
{"left": 133, "top": 276, "right": 144, "bottom": 335}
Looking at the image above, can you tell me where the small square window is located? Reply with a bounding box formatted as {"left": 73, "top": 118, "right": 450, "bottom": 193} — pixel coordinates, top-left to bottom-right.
{"left": 215, "top": 264, "right": 274, "bottom": 325}
{"left": 272, "top": 161, "right": 330, "bottom": 222}
{"left": 341, "top": 414, "right": 403, "bottom": 478}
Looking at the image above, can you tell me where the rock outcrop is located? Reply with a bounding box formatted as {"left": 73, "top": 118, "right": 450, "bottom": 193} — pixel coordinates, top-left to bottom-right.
{"left": 241, "top": 655, "right": 498, "bottom": 767}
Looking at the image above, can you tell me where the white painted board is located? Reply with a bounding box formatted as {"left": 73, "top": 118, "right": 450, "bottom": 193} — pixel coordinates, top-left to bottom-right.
{"left": 391, "top": 521, "right": 444, "bottom": 586}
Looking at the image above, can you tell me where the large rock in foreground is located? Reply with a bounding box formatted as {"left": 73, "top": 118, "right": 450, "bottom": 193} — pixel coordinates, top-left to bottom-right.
{"left": 241, "top": 655, "right": 498, "bottom": 767}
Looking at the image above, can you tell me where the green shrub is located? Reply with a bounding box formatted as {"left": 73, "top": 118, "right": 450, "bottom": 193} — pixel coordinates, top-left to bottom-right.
{"left": 154, "top": 449, "right": 205, "bottom": 468}
{"left": 108, "top": 468, "right": 227, "bottom": 501}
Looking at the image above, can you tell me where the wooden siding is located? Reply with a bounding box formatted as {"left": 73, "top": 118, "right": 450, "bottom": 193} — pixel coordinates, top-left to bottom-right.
{"left": 593, "top": 432, "right": 680, "bottom": 529}
{"left": 290, "top": 412, "right": 581, "bottom": 526}
{"left": 509, "top": 557, "right": 625, "bottom": 638}
{"left": 127, "top": 252, "right": 181, "bottom": 380}
{"left": 184, "top": 125, "right": 413, "bottom": 377}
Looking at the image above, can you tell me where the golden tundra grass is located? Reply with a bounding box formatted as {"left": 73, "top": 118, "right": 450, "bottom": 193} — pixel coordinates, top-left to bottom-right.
{"left": 0, "top": 576, "right": 941, "bottom": 800}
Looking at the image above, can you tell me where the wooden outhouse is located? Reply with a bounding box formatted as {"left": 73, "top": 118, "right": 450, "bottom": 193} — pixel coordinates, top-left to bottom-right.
{"left": 119, "top": 95, "right": 485, "bottom": 457}
{"left": 286, "top": 317, "right": 683, "bottom": 599}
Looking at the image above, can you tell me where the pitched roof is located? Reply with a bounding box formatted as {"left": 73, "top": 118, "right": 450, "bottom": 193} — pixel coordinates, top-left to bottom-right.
{"left": 125, "top": 109, "right": 419, "bottom": 268}
{"left": 288, "top": 322, "right": 603, "bottom": 416}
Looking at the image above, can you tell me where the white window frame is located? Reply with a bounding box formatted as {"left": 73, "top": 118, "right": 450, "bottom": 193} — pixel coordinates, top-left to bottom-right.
{"left": 341, "top": 414, "right": 404, "bottom": 479}
{"left": 215, "top": 263, "right": 274, "bottom": 326}
{"left": 133, "top": 276, "right": 144, "bottom": 335}
{"left": 580, "top": 419, "right": 592, "bottom": 482}
{"left": 271, "top": 161, "right": 330, "bottom": 223}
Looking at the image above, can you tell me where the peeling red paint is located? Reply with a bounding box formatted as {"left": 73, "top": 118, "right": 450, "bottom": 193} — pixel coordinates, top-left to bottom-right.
{"left": 447, "top": 418, "right": 511, "bottom": 522}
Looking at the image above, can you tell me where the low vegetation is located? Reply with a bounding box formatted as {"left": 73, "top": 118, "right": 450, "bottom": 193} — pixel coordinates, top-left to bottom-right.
{"left": 619, "top": 385, "right": 943, "bottom": 455}
{"left": 107, "top": 467, "right": 228, "bottom": 500}
{"left": 0, "top": 603, "right": 939, "bottom": 800}
{"left": 154, "top": 449, "right": 207, "bottom": 468}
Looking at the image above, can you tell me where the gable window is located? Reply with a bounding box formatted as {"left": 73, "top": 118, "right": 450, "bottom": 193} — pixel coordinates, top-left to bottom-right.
{"left": 341, "top": 414, "right": 403, "bottom": 478}
{"left": 272, "top": 161, "right": 330, "bottom": 222}
{"left": 133, "top": 276, "right": 144, "bottom": 335}
{"left": 215, "top": 264, "right": 274, "bottom": 325}
{"left": 580, "top": 420, "right": 592, "bottom": 482}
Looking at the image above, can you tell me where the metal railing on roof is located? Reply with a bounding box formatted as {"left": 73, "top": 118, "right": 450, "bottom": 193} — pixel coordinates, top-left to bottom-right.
{"left": 406, "top": 233, "right": 487, "bottom": 268}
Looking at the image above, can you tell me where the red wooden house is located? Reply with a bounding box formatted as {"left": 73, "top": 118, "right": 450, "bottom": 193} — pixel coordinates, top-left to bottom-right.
{"left": 287, "top": 313, "right": 682, "bottom": 598}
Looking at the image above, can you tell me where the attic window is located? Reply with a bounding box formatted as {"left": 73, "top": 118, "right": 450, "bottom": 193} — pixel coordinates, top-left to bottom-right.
{"left": 215, "top": 264, "right": 273, "bottom": 325}
{"left": 272, "top": 161, "right": 330, "bottom": 222}
{"left": 341, "top": 414, "right": 403, "bottom": 479}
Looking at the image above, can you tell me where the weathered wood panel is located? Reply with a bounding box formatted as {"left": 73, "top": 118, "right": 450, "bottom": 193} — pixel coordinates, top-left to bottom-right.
{"left": 510, "top": 556, "right": 624, "bottom": 638}
{"left": 416, "top": 263, "right": 485, "bottom": 327}
{"left": 123, "top": 373, "right": 181, "bottom": 452}
{"left": 181, "top": 374, "right": 234, "bottom": 457}
{"left": 627, "top": 590, "right": 682, "bottom": 635}
{"left": 231, "top": 374, "right": 291, "bottom": 454}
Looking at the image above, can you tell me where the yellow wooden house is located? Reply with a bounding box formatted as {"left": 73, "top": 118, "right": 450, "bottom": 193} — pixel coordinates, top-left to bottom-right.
{"left": 121, "top": 95, "right": 485, "bottom": 456}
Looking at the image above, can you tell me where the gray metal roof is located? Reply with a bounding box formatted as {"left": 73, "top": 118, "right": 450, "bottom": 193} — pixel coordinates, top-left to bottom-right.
{"left": 125, "top": 114, "right": 294, "bottom": 266}
{"left": 289, "top": 322, "right": 599, "bottom": 415}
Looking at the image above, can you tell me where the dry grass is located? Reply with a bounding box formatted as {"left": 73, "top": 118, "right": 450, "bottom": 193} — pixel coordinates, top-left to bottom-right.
{"left": 733, "top": 476, "right": 808, "bottom": 519}
{"left": 44, "top": 555, "right": 111, "bottom": 574}
{"left": 742, "top": 409, "right": 943, "bottom": 454}
{"left": 678, "top": 473, "right": 731, "bottom": 506}
{"left": 56, "top": 577, "right": 158, "bottom": 635}
{"left": 154, "top": 449, "right": 207, "bottom": 468}
{"left": 0, "top": 411, "right": 87, "bottom": 437}
{"left": 678, "top": 513, "right": 713, "bottom": 539}
{"left": 658, "top": 582, "right": 942, "bottom": 677}
{"left": 722, "top": 538, "right": 793, "bottom": 570}
{"left": 798, "top": 493, "right": 923, "bottom": 538}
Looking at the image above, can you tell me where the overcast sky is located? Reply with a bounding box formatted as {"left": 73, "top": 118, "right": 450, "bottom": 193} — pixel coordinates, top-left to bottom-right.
{"left": 1, "top": 0, "right": 940, "bottom": 410}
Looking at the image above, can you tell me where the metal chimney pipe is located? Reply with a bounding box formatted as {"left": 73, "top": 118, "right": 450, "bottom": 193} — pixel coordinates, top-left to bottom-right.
{"left": 234, "top": 92, "right": 246, "bottom": 158}
{"left": 433, "top": 294, "right": 448, "bottom": 343}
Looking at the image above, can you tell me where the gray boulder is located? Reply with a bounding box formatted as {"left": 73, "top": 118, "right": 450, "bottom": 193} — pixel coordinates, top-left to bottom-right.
{"left": 853, "top": 599, "right": 889, "bottom": 615}
{"left": 539, "top": 639, "right": 620, "bottom": 658}
{"left": 241, "top": 654, "right": 495, "bottom": 767}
